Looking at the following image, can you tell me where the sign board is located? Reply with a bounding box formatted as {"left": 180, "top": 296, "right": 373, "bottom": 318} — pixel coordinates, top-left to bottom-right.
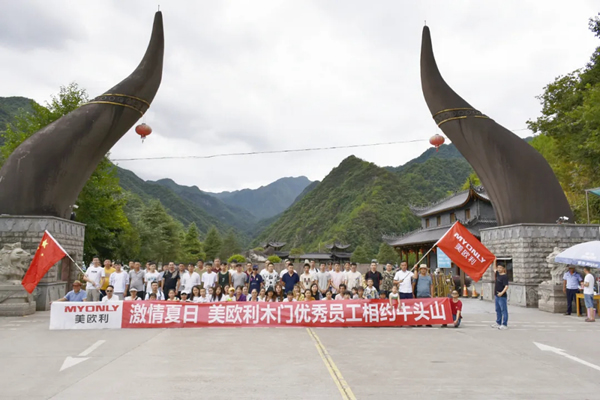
{"left": 49, "top": 299, "right": 453, "bottom": 329}
{"left": 437, "top": 248, "right": 452, "bottom": 268}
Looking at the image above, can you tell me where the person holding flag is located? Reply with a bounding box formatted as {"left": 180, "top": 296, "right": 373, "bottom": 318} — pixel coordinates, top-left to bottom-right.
{"left": 54, "top": 280, "right": 86, "bottom": 302}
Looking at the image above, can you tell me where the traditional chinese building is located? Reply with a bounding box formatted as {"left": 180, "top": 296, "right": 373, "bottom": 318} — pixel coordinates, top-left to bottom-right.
{"left": 298, "top": 242, "right": 353, "bottom": 263}
{"left": 260, "top": 241, "right": 290, "bottom": 259}
{"left": 384, "top": 185, "right": 497, "bottom": 276}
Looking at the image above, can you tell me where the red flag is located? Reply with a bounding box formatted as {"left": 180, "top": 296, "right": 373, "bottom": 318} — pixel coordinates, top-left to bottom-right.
{"left": 435, "top": 222, "right": 495, "bottom": 282}
{"left": 22, "top": 231, "right": 67, "bottom": 293}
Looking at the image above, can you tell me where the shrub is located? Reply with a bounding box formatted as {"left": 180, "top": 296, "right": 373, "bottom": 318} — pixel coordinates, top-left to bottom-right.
{"left": 267, "top": 255, "right": 282, "bottom": 263}
{"left": 227, "top": 254, "right": 246, "bottom": 264}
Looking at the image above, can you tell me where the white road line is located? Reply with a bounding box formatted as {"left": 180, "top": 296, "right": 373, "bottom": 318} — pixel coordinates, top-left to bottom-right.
{"left": 535, "top": 342, "right": 600, "bottom": 372}
{"left": 78, "top": 340, "right": 106, "bottom": 357}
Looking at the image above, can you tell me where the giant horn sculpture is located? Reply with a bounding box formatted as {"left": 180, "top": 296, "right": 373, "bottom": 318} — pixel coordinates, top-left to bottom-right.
{"left": 0, "top": 11, "right": 164, "bottom": 219}
{"left": 420, "top": 26, "right": 573, "bottom": 225}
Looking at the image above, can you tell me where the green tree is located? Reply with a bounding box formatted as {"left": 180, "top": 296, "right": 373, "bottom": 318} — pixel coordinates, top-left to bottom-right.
{"left": 460, "top": 172, "right": 481, "bottom": 190}
{"left": 0, "top": 83, "right": 138, "bottom": 260}
{"left": 0, "top": 83, "right": 89, "bottom": 164}
{"left": 290, "top": 247, "right": 304, "bottom": 256}
{"left": 220, "top": 229, "right": 241, "bottom": 260}
{"left": 139, "top": 200, "right": 182, "bottom": 263}
{"left": 267, "top": 255, "right": 282, "bottom": 263}
{"left": 227, "top": 254, "right": 246, "bottom": 263}
{"left": 528, "top": 14, "right": 600, "bottom": 222}
{"left": 181, "top": 222, "right": 205, "bottom": 263}
{"left": 351, "top": 245, "right": 371, "bottom": 264}
{"left": 204, "top": 226, "right": 223, "bottom": 261}
{"left": 376, "top": 243, "right": 399, "bottom": 265}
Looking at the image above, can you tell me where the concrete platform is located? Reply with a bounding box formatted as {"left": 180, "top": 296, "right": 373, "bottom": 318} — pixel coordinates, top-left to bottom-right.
{"left": 1, "top": 299, "right": 599, "bottom": 400}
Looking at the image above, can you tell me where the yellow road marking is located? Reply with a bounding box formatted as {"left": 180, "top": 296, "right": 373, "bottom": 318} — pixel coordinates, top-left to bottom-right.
{"left": 307, "top": 328, "right": 357, "bottom": 400}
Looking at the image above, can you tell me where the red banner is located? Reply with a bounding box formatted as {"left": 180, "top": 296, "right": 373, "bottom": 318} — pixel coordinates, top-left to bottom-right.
{"left": 436, "top": 221, "right": 495, "bottom": 282}
{"left": 121, "top": 298, "right": 452, "bottom": 328}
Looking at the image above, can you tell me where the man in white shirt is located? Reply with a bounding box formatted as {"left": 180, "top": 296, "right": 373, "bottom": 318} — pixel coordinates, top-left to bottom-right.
{"left": 330, "top": 263, "right": 346, "bottom": 294}
{"left": 309, "top": 260, "right": 319, "bottom": 275}
{"left": 342, "top": 262, "right": 351, "bottom": 281}
{"left": 261, "top": 262, "right": 279, "bottom": 290}
{"left": 145, "top": 282, "right": 165, "bottom": 300}
{"left": 109, "top": 262, "right": 129, "bottom": 300}
{"left": 345, "top": 262, "right": 364, "bottom": 292}
{"left": 300, "top": 263, "right": 316, "bottom": 291}
{"left": 583, "top": 266, "right": 596, "bottom": 322}
{"left": 101, "top": 285, "right": 121, "bottom": 302}
{"left": 201, "top": 264, "right": 218, "bottom": 290}
{"left": 182, "top": 263, "right": 201, "bottom": 294}
{"left": 83, "top": 256, "right": 103, "bottom": 301}
{"left": 393, "top": 261, "right": 414, "bottom": 299}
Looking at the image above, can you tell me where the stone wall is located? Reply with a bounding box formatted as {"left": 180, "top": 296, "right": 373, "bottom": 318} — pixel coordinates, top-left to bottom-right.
{"left": 480, "top": 223, "right": 600, "bottom": 307}
{"left": 0, "top": 216, "right": 85, "bottom": 310}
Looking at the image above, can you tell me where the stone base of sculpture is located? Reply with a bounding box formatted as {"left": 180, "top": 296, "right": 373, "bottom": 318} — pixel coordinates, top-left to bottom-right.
{"left": 0, "top": 283, "right": 36, "bottom": 316}
{"left": 480, "top": 223, "right": 600, "bottom": 308}
{"left": 480, "top": 281, "right": 539, "bottom": 307}
{"left": 538, "top": 282, "right": 568, "bottom": 313}
{"left": 0, "top": 216, "right": 85, "bottom": 311}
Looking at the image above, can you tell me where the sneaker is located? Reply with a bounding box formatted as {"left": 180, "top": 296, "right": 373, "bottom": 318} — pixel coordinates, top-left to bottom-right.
{"left": 498, "top": 325, "right": 508, "bottom": 330}
{"left": 490, "top": 323, "right": 500, "bottom": 328}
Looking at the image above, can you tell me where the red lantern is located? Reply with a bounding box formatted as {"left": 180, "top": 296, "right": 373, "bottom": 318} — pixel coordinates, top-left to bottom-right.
{"left": 135, "top": 123, "right": 152, "bottom": 142}
{"left": 429, "top": 134, "right": 445, "bottom": 151}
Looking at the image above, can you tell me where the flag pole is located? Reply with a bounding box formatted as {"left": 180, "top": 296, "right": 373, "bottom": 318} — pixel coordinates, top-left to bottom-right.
{"left": 410, "top": 245, "right": 437, "bottom": 272}
{"left": 43, "top": 230, "right": 86, "bottom": 274}
{"left": 410, "top": 221, "right": 458, "bottom": 272}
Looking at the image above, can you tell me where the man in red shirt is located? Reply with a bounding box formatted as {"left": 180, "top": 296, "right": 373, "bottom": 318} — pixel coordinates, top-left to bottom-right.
{"left": 449, "top": 290, "right": 462, "bottom": 328}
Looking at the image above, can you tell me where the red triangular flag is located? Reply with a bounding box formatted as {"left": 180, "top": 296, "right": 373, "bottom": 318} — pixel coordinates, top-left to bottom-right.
{"left": 436, "top": 221, "right": 495, "bottom": 282}
{"left": 22, "top": 231, "right": 67, "bottom": 293}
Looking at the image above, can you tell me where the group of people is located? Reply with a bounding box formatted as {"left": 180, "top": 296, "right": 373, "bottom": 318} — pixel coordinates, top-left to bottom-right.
{"left": 562, "top": 265, "right": 597, "bottom": 322}
{"left": 57, "top": 257, "right": 466, "bottom": 326}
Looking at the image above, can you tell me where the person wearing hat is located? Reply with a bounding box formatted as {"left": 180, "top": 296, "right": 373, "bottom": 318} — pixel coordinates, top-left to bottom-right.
{"left": 56, "top": 280, "right": 87, "bottom": 302}
{"left": 224, "top": 287, "right": 236, "bottom": 302}
{"left": 414, "top": 264, "right": 433, "bottom": 299}
{"left": 180, "top": 290, "right": 191, "bottom": 302}
{"left": 563, "top": 266, "right": 583, "bottom": 316}
{"left": 125, "top": 287, "right": 140, "bottom": 301}
{"left": 249, "top": 265, "right": 264, "bottom": 294}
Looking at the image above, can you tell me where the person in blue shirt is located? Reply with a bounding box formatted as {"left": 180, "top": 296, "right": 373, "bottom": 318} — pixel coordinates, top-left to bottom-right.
{"left": 281, "top": 264, "right": 300, "bottom": 294}
{"left": 563, "top": 266, "right": 583, "bottom": 315}
{"left": 56, "top": 280, "right": 87, "bottom": 302}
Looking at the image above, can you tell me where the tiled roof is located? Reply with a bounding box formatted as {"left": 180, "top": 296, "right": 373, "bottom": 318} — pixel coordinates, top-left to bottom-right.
{"left": 410, "top": 187, "right": 490, "bottom": 217}
{"left": 385, "top": 220, "right": 495, "bottom": 247}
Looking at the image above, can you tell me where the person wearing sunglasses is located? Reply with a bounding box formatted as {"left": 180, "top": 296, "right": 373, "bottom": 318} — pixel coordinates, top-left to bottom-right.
{"left": 101, "top": 285, "right": 120, "bottom": 302}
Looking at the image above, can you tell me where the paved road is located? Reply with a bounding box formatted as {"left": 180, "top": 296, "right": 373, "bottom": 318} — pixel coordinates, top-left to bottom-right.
{"left": 1, "top": 299, "right": 599, "bottom": 400}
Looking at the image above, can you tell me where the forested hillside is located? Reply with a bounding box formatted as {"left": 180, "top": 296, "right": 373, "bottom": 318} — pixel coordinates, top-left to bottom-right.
{"left": 255, "top": 154, "right": 473, "bottom": 256}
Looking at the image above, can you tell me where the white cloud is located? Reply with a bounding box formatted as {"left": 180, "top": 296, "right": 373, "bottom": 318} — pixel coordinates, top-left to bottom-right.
{"left": 1, "top": 0, "right": 598, "bottom": 191}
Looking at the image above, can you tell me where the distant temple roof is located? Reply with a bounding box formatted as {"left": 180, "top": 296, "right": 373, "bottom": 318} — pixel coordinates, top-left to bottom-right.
{"left": 298, "top": 252, "right": 353, "bottom": 262}
{"left": 260, "top": 241, "right": 287, "bottom": 249}
{"left": 409, "top": 186, "right": 490, "bottom": 217}
{"left": 384, "top": 217, "right": 496, "bottom": 248}
{"left": 325, "top": 242, "right": 351, "bottom": 250}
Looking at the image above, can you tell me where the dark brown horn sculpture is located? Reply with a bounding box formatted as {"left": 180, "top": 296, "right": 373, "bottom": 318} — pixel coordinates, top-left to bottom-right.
{"left": 420, "top": 26, "right": 572, "bottom": 225}
{"left": 0, "top": 12, "right": 164, "bottom": 219}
